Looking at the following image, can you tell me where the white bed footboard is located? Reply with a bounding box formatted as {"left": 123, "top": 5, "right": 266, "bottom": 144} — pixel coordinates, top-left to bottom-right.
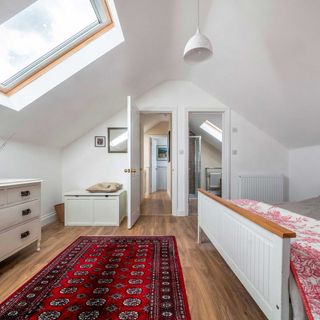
{"left": 198, "top": 190, "right": 296, "bottom": 320}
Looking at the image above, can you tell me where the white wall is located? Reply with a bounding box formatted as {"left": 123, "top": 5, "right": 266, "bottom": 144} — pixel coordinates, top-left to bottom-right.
{"left": 0, "top": 140, "right": 62, "bottom": 224}
{"left": 137, "top": 80, "right": 289, "bottom": 214}
{"left": 289, "top": 145, "right": 320, "bottom": 201}
{"left": 60, "top": 80, "right": 289, "bottom": 216}
{"left": 62, "top": 108, "right": 128, "bottom": 194}
{"left": 230, "top": 111, "right": 288, "bottom": 200}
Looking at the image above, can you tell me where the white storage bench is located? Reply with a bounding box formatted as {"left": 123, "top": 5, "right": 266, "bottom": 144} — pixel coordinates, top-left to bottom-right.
{"left": 64, "top": 190, "right": 126, "bottom": 226}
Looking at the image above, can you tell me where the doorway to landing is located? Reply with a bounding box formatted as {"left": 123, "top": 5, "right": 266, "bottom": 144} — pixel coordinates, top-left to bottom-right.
{"left": 140, "top": 113, "right": 172, "bottom": 216}
{"left": 188, "top": 112, "right": 223, "bottom": 215}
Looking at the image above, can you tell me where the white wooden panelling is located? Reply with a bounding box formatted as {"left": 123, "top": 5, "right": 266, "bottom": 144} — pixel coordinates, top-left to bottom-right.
{"left": 65, "top": 198, "right": 92, "bottom": 226}
{"left": 198, "top": 192, "right": 290, "bottom": 320}
{"left": 238, "top": 175, "right": 284, "bottom": 203}
{"left": 64, "top": 190, "right": 127, "bottom": 226}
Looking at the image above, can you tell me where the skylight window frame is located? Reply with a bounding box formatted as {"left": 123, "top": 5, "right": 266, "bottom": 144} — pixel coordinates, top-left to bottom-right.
{"left": 0, "top": 0, "right": 113, "bottom": 95}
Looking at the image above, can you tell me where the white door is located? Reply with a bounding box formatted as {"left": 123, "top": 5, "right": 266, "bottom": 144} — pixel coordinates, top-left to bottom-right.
{"left": 151, "top": 138, "right": 157, "bottom": 193}
{"left": 127, "top": 96, "right": 141, "bottom": 229}
{"left": 157, "top": 167, "right": 167, "bottom": 190}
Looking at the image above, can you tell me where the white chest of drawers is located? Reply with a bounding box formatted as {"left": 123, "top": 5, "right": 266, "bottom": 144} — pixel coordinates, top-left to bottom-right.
{"left": 0, "top": 179, "right": 42, "bottom": 262}
{"left": 64, "top": 190, "right": 127, "bottom": 226}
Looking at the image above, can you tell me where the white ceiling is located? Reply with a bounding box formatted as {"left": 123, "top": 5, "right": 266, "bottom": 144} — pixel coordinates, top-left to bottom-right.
{"left": 0, "top": 0, "right": 319, "bottom": 149}
{"left": 141, "top": 113, "right": 170, "bottom": 134}
{"left": 0, "top": 0, "right": 36, "bottom": 24}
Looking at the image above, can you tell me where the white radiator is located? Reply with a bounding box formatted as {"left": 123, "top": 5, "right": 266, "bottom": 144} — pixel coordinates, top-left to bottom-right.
{"left": 238, "top": 175, "right": 284, "bottom": 203}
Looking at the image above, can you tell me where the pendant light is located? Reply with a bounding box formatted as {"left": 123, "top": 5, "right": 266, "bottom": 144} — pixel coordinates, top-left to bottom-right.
{"left": 184, "top": 0, "right": 213, "bottom": 63}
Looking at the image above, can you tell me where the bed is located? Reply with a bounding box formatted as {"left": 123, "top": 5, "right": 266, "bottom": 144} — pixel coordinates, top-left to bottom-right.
{"left": 277, "top": 196, "right": 320, "bottom": 220}
{"left": 198, "top": 189, "right": 320, "bottom": 320}
{"left": 277, "top": 197, "right": 320, "bottom": 320}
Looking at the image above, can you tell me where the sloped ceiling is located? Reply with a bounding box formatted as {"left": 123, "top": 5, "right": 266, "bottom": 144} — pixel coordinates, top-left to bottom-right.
{"left": 0, "top": 0, "right": 319, "bottom": 149}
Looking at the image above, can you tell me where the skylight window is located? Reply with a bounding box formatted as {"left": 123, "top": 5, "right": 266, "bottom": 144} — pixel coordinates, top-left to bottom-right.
{"left": 200, "top": 120, "right": 223, "bottom": 142}
{"left": 0, "top": 0, "right": 112, "bottom": 93}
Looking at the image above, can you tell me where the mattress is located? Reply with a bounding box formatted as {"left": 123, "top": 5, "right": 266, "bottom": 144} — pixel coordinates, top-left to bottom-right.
{"left": 277, "top": 196, "right": 320, "bottom": 220}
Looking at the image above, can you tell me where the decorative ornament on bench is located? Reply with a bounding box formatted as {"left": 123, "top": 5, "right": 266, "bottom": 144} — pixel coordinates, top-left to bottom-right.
{"left": 86, "top": 182, "right": 122, "bottom": 193}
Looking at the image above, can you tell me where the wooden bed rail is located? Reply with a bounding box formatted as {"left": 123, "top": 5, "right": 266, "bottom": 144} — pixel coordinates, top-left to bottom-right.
{"left": 198, "top": 189, "right": 296, "bottom": 239}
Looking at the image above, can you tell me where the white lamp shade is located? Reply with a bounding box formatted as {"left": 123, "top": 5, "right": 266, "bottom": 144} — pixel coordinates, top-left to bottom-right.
{"left": 184, "top": 29, "right": 213, "bottom": 63}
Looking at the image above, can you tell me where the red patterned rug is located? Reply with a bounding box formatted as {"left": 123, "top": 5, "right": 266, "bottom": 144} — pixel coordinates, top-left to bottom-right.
{"left": 0, "top": 236, "right": 191, "bottom": 320}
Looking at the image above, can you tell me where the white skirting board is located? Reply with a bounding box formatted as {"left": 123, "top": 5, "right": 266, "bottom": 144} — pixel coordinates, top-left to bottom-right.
{"left": 41, "top": 212, "right": 57, "bottom": 227}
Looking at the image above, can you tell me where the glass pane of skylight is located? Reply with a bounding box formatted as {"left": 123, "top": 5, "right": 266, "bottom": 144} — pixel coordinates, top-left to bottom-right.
{"left": 0, "top": 0, "right": 100, "bottom": 86}
{"left": 200, "top": 120, "right": 223, "bottom": 142}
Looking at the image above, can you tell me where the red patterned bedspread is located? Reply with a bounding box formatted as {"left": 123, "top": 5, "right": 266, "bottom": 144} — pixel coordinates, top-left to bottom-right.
{"left": 231, "top": 199, "right": 320, "bottom": 320}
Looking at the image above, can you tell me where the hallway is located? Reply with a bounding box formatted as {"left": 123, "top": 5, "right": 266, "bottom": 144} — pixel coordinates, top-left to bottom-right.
{"left": 141, "top": 191, "right": 172, "bottom": 215}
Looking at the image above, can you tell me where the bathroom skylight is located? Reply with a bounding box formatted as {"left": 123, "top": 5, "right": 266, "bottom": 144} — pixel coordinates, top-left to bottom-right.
{"left": 0, "top": 0, "right": 112, "bottom": 93}
{"left": 200, "top": 120, "right": 223, "bottom": 142}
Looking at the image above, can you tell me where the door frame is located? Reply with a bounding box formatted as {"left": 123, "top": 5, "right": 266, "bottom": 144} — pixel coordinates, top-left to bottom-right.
{"left": 139, "top": 109, "right": 177, "bottom": 215}
{"left": 188, "top": 135, "right": 202, "bottom": 197}
{"left": 186, "top": 108, "right": 231, "bottom": 214}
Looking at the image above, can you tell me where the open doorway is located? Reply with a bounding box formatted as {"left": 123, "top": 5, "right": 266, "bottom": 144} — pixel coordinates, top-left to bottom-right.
{"left": 140, "top": 113, "right": 172, "bottom": 215}
{"left": 188, "top": 112, "right": 223, "bottom": 215}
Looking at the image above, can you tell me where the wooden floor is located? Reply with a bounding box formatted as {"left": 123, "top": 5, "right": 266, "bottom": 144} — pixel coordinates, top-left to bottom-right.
{"left": 141, "top": 191, "right": 172, "bottom": 215}
{"left": 0, "top": 216, "right": 266, "bottom": 320}
{"left": 188, "top": 197, "right": 198, "bottom": 216}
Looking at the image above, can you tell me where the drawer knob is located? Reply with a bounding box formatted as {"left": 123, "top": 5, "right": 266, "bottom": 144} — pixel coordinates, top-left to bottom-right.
{"left": 21, "top": 231, "right": 30, "bottom": 239}
{"left": 21, "top": 191, "right": 30, "bottom": 197}
{"left": 22, "top": 208, "right": 31, "bottom": 216}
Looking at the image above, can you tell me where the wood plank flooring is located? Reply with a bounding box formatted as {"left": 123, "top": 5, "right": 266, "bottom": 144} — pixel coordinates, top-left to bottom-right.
{"left": 141, "top": 191, "right": 172, "bottom": 215}
{"left": 0, "top": 216, "right": 266, "bottom": 320}
{"left": 188, "top": 197, "right": 198, "bottom": 216}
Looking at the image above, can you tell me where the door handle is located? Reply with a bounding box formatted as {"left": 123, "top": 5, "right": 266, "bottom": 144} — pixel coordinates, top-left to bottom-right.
{"left": 131, "top": 169, "right": 137, "bottom": 173}
{"left": 21, "top": 190, "right": 30, "bottom": 197}
{"left": 124, "top": 169, "right": 131, "bottom": 173}
{"left": 21, "top": 231, "right": 30, "bottom": 239}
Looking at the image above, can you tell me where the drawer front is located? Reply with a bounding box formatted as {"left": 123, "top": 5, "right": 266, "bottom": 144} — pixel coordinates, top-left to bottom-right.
{"left": 0, "top": 189, "right": 6, "bottom": 206}
{"left": 0, "top": 200, "right": 40, "bottom": 231}
{"left": 7, "top": 184, "right": 40, "bottom": 204}
{"left": 0, "top": 219, "right": 41, "bottom": 260}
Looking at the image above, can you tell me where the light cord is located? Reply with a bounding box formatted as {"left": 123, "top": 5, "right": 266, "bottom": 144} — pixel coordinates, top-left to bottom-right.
{"left": 197, "top": 0, "right": 200, "bottom": 31}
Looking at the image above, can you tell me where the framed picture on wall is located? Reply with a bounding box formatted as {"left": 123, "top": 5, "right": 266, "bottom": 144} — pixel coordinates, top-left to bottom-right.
{"left": 95, "top": 136, "right": 106, "bottom": 147}
{"left": 157, "top": 145, "right": 168, "bottom": 161}
{"left": 108, "top": 127, "right": 128, "bottom": 153}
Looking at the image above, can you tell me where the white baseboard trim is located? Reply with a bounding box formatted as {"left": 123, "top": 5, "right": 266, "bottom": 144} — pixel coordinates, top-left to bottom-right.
{"left": 41, "top": 212, "right": 57, "bottom": 227}
{"left": 174, "top": 210, "right": 188, "bottom": 217}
